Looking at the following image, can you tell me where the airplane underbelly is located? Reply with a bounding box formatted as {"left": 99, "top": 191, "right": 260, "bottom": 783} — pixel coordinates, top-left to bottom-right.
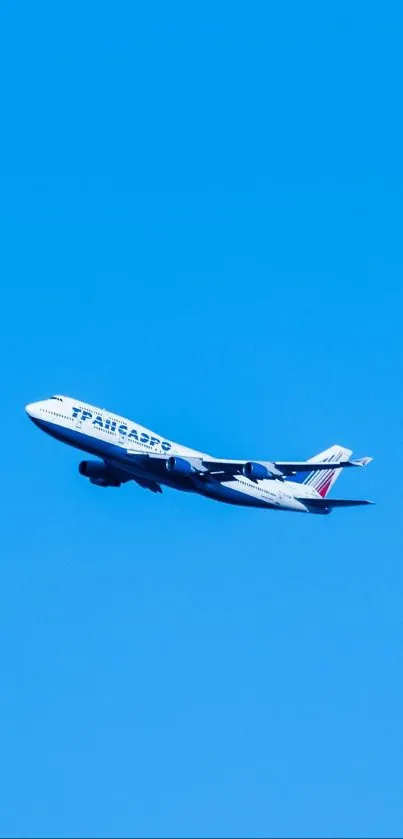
{"left": 194, "top": 479, "right": 271, "bottom": 508}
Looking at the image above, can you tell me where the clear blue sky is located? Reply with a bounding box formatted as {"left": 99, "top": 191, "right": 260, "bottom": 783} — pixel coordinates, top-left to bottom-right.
{"left": 1, "top": 1, "right": 402, "bottom": 837}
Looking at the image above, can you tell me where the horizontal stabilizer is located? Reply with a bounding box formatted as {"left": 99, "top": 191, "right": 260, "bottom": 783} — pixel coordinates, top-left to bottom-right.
{"left": 300, "top": 498, "right": 373, "bottom": 508}
{"left": 351, "top": 456, "right": 373, "bottom": 467}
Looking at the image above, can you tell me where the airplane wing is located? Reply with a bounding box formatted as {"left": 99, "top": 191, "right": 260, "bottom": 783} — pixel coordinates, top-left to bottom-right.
{"left": 272, "top": 456, "right": 373, "bottom": 475}
{"left": 202, "top": 456, "right": 373, "bottom": 476}
{"left": 124, "top": 451, "right": 372, "bottom": 481}
{"left": 125, "top": 452, "right": 284, "bottom": 478}
{"left": 123, "top": 451, "right": 252, "bottom": 477}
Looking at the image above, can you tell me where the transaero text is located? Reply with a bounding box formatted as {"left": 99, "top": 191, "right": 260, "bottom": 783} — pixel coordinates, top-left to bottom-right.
{"left": 72, "top": 407, "right": 172, "bottom": 450}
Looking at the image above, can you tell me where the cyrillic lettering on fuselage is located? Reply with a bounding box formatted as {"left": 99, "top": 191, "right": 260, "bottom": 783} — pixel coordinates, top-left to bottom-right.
{"left": 70, "top": 407, "right": 171, "bottom": 451}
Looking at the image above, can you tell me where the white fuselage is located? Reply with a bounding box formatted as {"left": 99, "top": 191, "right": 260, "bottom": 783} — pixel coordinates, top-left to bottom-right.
{"left": 25, "top": 395, "right": 327, "bottom": 513}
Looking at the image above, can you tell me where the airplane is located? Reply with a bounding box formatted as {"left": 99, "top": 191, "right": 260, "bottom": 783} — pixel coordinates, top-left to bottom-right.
{"left": 25, "top": 395, "right": 373, "bottom": 515}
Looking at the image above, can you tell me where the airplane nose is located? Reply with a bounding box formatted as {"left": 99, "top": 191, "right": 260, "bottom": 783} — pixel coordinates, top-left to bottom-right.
{"left": 25, "top": 403, "right": 35, "bottom": 417}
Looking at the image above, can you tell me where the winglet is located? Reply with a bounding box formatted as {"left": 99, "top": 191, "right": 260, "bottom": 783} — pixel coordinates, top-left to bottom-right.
{"left": 351, "top": 456, "right": 373, "bottom": 467}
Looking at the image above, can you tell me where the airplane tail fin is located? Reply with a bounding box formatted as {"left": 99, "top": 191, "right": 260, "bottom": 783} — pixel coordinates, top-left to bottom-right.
{"left": 287, "top": 445, "right": 353, "bottom": 498}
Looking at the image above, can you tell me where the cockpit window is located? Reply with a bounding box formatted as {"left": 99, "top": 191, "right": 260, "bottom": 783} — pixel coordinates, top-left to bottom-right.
{"left": 50, "top": 396, "right": 63, "bottom": 401}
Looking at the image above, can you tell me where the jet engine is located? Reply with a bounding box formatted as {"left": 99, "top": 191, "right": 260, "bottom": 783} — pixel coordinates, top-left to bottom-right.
{"left": 243, "top": 461, "right": 273, "bottom": 480}
{"left": 165, "top": 456, "right": 195, "bottom": 477}
{"left": 79, "top": 460, "right": 121, "bottom": 487}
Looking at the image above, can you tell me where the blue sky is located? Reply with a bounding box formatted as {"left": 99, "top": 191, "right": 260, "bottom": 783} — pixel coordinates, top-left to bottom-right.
{"left": 1, "top": 1, "right": 402, "bottom": 836}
